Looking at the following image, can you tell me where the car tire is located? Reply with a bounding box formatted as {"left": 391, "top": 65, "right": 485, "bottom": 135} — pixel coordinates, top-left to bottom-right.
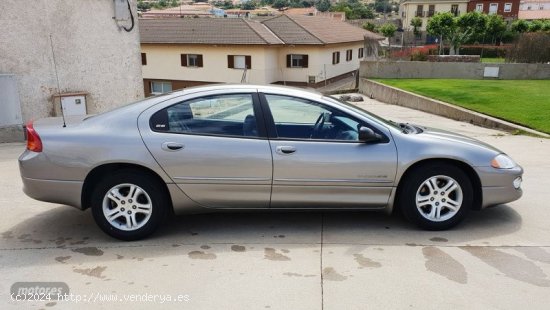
{"left": 91, "top": 169, "right": 169, "bottom": 241}
{"left": 399, "top": 163, "right": 473, "bottom": 230}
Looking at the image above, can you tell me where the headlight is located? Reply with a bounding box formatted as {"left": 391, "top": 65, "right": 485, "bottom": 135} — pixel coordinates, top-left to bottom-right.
{"left": 491, "top": 154, "right": 516, "bottom": 169}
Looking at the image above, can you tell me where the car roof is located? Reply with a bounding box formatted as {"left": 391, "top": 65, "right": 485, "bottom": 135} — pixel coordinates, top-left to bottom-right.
{"left": 173, "top": 83, "right": 323, "bottom": 99}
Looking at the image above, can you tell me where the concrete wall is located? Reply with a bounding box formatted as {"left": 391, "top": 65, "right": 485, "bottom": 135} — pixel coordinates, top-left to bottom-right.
{"left": 360, "top": 61, "right": 550, "bottom": 79}
{"left": 0, "top": 75, "right": 22, "bottom": 126}
{"left": 0, "top": 0, "right": 144, "bottom": 134}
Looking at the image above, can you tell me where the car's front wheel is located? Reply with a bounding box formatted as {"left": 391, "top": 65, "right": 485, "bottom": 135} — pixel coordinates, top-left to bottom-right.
{"left": 91, "top": 170, "right": 168, "bottom": 240}
{"left": 399, "top": 163, "right": 473, "bottom": 230}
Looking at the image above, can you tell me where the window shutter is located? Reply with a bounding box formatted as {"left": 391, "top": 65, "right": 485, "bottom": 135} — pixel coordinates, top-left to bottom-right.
{"left": 303, "top": 55, "right": 308, "bottom": 68}
{"left": 332, "top": 53, "right": 336, "bottom": 65}
{"left": 286, "top": 54, "right": 291, "bottom": 68}
{"left": 228, "top": 55, "right": 234, "bottom": 68}
{"left": 141, "top": 53, "right": 147, "bottom": 65}
{"left": 197, "top": 55, "right": 203, "bottom": 67}
{"left": 181, "top": 54, "right": 187, "bottom": 67}
{"left": 337, "top": 52, "right": 340, "bottom": 63}
{"left": 245, "top": 56, "right": 251, "bottom": 69}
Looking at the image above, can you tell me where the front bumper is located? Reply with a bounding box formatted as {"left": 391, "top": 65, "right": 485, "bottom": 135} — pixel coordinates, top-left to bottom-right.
{"left": 476, "top": 165, "right": 523, "bottom": 208}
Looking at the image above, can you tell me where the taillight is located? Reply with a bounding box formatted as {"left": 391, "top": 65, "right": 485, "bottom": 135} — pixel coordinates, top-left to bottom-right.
{"left": 26, "top": 121, "right": 43, "bottom": 152}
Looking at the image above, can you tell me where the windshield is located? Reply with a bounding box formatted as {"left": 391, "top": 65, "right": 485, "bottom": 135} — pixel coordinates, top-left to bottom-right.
{"left": 323, "top": 96, "right": 402, "bottom": 131}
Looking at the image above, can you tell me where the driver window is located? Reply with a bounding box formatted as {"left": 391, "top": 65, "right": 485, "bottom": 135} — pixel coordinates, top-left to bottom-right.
{"left": 264, "top": 94, "right": 360, "bottom": 141}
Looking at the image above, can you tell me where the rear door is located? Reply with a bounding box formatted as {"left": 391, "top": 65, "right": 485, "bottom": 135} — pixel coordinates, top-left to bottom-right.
{"left": 260, "top": 93, "right": 397, "bottom": 209}
{"left": 139, "top": 90, "right": 272, "bottom": 208}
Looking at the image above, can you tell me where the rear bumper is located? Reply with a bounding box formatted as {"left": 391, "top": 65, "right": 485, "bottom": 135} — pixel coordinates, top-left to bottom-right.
{"left": 21, "top": 176, "right": 83, "bottom": 209}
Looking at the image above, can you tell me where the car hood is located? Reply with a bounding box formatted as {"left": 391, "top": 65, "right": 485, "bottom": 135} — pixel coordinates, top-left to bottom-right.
{"left": 418, "top": 126, "right": 502, "bottom": 154}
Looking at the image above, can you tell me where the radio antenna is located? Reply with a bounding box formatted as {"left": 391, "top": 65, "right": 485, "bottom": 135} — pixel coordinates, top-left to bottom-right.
{"left": 49, "top": 34, "right": 66, "bottom": 128}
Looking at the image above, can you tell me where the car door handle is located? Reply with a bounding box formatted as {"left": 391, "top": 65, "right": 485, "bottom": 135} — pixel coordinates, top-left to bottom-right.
{"left": 276, "top": 146, "right": 296, "bottom": 155}
{"left": 161, "top": 142, "right": 184, "bottom": 151}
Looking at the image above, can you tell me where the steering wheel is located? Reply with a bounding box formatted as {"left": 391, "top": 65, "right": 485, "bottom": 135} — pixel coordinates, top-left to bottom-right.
{"left": 310, "top": 112, "right": 326, "bottom": 139}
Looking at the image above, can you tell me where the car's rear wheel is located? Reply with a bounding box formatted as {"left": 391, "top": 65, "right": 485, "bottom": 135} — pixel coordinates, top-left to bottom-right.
{"left": 399, "top": 163, "right": 473, "bottom": 230}
{"left": 91, "top": 170, "right": 168, "bottom": 241}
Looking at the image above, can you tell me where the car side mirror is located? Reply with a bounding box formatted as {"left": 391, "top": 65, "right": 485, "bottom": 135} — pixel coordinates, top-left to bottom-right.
{"left": 358, "top": 126, "right": 381, "bottom": 143}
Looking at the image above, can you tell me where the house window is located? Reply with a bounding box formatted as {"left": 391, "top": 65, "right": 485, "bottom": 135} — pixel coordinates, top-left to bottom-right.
{"left": 358, "top": 48, "right": 364, "bottom": 58}
{"left": 476, "top": 3, "right": 483, "bottom": 12}
{"left": 416, "top": 5, "right": 424, "bottom": 17}
{"left": 451, "top": 4, "right": 459, "bottom": 16}
{"left": 181, "top": 54, "right": 203, "bottom": 67}
{"left": 151, "top": 81, "right": 172, "bottom": 95}
{"left": 332, "top": 51, "right": 340, "bottom": 65}
{"left": 346, "top": 49, "right": 352, "bottom": 61}
{"left": 141, "top": 53, "right": 147, "bottom": 65}
{"left": 428, "top": 5, "right": 435, "bottom": 16}
{"left": 228, "top": 55, "right": 251, "bottom": 69}
{"left": 286, "top": 54, "right": 309, "bottom": 68}
{"left": 504, "top": 3, "right": 512, "bottom": 12}
{"left": 489, "top": 3, "right": 498, "bottom": 14}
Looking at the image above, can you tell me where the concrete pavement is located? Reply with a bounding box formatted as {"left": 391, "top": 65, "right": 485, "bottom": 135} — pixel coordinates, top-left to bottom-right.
{"left": 1, "top": 96, "right": 549, "bottom": 309}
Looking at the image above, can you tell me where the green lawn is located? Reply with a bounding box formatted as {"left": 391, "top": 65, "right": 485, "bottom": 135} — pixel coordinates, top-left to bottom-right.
{"left": 481, "top": 57, "right": 505, "bottom": 63}
{"left": 375, "top": 79, "right": 550, "bottom": 134}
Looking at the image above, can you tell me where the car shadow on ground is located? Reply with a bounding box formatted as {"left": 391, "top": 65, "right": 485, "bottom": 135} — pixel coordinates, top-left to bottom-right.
{"left": 2, "top": 204, "right": 522, "bottom": 251}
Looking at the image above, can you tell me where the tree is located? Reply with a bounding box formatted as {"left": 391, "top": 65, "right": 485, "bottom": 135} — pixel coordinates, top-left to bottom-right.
{"left": 374, "top": 0, "right": 390, "bottom": 13}
{"left": 272, "top": 0, "right": 288, "bottom": 8}
{"left": 426, "top": 12, "right": 456, "bottom": 55}
{"left": 511, "top": 20, "right": 529, "bottom": 33}
{"left": 241, "top": 0, "right": 257, "bottom": 10}
{"left": 330, "top": 1, "right": 374, "bottom": 20}
{"left": 353, "top": 5, "right": 375, "bottom": 19}
{"left": 446, "top": 11, "right": 488, "bottom": 54}
{"left": 315, "top": 0, "right": 331, "bottom": 12}
{"left": 529, "top": 20, "right": 544, "bottom": 32}
{"left": 137, "top": 0, "right": 152, "bottom": 11}
{"left": 485, "top": 14, "right": 506, "bottom": 45}
{"left": 288, "top": 0, "right": 304, "bottom": 8}
{"left": 363, "top": 21, "right": 377, "bottom": 33}
{"left": 379, "top": 23, "right": 397, "bottom": 51}
{"left": 410, "top": 16, "right": 422, "bottom": 40}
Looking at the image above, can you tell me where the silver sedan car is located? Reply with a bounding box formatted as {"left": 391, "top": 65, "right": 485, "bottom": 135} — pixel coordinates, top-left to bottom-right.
{"left": 19, "top": 85, "right": 523, "bottom": 240}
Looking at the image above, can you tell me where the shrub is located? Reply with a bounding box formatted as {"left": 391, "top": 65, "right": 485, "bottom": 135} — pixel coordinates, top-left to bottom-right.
{"left": 507, "top": 32, "right": 550, "bottom": 63}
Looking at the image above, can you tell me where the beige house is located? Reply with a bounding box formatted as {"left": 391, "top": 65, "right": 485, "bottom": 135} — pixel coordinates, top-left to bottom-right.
{"left": 519, "top": 0, "right": 550, "bottom": 19}
{"left": 140, "top": 15, "right": 381, "bottom": 96}
{"left": 400, "top": 0, "right": 469, "bottom": 31}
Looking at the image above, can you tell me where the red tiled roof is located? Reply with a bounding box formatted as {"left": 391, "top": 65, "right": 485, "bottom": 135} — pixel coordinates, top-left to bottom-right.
{"left": 139, "top": 15, "right": 382, "bottom": 45}
{"left": 139, "top": 18, "right": 282, "bottom": 45}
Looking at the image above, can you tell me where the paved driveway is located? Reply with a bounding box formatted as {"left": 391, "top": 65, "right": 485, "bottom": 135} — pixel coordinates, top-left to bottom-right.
{"left": 1, "top": 96, "right": 549, "bottom": 309}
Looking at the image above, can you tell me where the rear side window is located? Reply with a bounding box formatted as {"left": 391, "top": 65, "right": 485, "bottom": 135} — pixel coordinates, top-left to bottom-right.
{"left": 150, "top": 94, "right": 259, "bottom": 137}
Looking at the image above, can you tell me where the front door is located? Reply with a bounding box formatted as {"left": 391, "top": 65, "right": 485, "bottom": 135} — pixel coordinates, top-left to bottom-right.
{"left": 261, "top": 94, "right": 397, "bottom": 209}
{"left": 140, "top": 92, "right": 272, "bottom": 208}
